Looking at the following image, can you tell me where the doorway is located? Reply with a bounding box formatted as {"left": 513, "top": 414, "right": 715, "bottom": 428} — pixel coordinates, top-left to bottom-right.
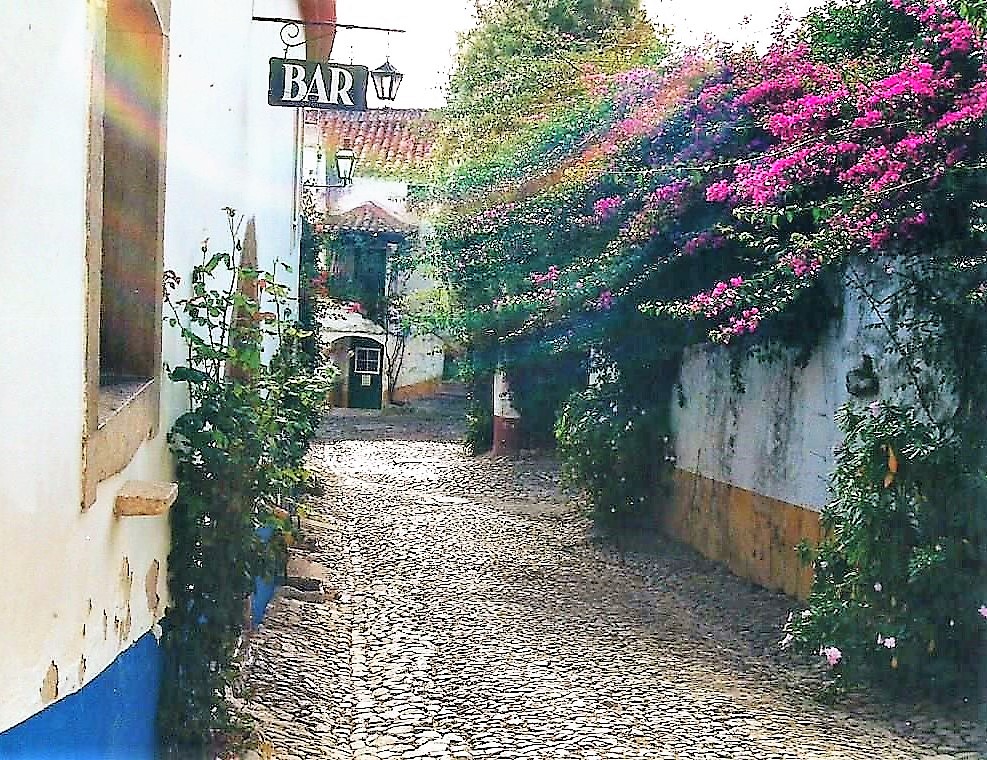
{"left": 348, "top": 337, "right": 384, "bottom": 409}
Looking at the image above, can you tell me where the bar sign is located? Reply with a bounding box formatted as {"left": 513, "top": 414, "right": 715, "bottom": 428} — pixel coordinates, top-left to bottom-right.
{"left": 268, "top": 58, "right": 369, "bottom": 110}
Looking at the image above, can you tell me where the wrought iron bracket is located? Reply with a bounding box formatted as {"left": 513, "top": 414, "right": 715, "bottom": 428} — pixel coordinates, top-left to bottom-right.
{"left": 251, "top": 15, "right": 407, "bottom": 58}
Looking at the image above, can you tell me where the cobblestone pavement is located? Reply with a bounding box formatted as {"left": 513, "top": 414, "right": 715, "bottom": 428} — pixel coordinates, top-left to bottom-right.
{"left": 242, "top": 396, "right": 986, "bottom": 760}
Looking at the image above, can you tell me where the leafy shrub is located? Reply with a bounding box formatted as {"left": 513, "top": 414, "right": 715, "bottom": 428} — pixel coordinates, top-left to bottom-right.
{"left": 508, "top": 349, "right": 586, "bottom": 448}
{"left": 556, "top": 378, "right": 674, "bottom": 527}
{"left": 464, "top": 377, "right": 494, "bottom": 455}
{"left": 158, "top": 210, "right": 335, "bottom": 750}
{"left": 786, "top": 401, "right": 987, "bottom": 696}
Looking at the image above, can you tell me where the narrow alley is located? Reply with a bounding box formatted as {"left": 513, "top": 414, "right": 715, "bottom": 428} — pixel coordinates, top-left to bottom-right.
{"left": 241, "top": 394, "right": 985, "bottom": 760}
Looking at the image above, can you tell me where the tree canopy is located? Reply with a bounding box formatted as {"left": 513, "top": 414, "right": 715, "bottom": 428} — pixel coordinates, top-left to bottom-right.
{"left": 436, "top": 0, "right": 666, "bottom": 165}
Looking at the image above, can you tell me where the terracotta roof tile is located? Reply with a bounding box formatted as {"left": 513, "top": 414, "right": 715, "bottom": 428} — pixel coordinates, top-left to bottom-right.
{"left": 309, "top": 108, "right": 436, "bottom": 176}
{"left": 323, "top": 201, "right": 417, "bottom": 234}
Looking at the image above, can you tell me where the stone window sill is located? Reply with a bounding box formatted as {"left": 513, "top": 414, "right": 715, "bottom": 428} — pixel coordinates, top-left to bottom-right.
{"left": 99, "top": 375, "right": 153, "bottom": 428}
{"left": 115, "top": 480, "right": 178, "bottom": 517}
{"left": 84, "top": 378, "right": 159, "bottom": 509}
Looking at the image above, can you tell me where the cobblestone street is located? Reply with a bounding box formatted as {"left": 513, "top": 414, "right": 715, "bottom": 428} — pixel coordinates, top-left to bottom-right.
{"left": 242, "top": 395, "right": 986, "bottom": 760}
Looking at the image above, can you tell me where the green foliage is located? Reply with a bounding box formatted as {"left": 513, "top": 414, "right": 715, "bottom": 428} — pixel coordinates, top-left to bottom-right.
{"left": 464, "top": 389, "right": 494, "bottom": 456}
{"left": 298, "top": 216, "right": 326, "bottom": 369}
{"left": 783, "top": 248, "right": 987, "bottom": 697}
{"left": 157, "top": 210, "right": 335, "bottom": 751}
{"left": 959, "top": 0, "right": 987, "bottom": 30}
{"left": 556, "top": 377, "right": 674, "bottom": 527}
{"left": 507, "top": 350, "right": 585, "bottom": 448}
{"left": 798, "top": 0, "right": 920, "bottom": 67}
{"left": 325, "top": 231, "right": 389, "bottom": 322}
{"left": 787, "top": 401, "right": 987, "bottom": 695}
{"left": 461, "top": 350, "right": 494, "bottom": 455}
{"left": 437, "top": 0, "right": 664, "bottom": 169}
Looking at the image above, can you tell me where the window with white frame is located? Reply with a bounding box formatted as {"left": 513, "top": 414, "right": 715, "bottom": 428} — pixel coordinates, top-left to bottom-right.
{"left": 354, "top": 346, "right": 382, "bottom": 374}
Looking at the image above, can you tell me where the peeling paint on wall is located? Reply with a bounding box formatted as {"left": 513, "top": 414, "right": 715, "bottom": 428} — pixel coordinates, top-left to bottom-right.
{"left": 40, "top": 662, "right": 58, "bottom": 704}
{"left": 121, "top": 606, "right": 132, "bottom": 644}
{"left": 120, "top": 556, "right": 133, "bottom": 593}
{"left": 145, "top": 559, "right": 160, "bottom": 615}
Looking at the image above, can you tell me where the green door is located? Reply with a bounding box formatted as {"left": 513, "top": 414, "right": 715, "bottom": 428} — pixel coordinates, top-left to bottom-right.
{"left": 349, "top": 337, "right": 383, "bottom": 409}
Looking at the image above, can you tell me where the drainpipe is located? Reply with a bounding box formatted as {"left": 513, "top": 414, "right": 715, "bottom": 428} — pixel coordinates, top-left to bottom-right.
{"left": 492, "top": 367, "right": 521, "bottom": 456}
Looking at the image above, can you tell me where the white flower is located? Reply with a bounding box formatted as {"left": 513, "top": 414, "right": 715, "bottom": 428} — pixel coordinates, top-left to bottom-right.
{"left": 874, "top": 582, "right": 883, "bottom": 592}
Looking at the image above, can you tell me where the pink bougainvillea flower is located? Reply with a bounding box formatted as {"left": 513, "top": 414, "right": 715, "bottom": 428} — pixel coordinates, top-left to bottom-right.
{"left": 530, "top": 265, "right": 561, "bottom": 285}
{"left": 784, "top": 254, "right": 822, "bottom": 278}
{"left": 822, "top": 646, "right": 843, "bottom": 666}
{"left": 979, "top": 605, "right": 987, "bottom": 619}
{"left": 883, "top": 637, "right": 897, "bottom": 649}
{"left": 705, "top": 180, "right": 732, "bottom": 203}
{"left": 593, "top": 196, "right": 624, "bottom": 222}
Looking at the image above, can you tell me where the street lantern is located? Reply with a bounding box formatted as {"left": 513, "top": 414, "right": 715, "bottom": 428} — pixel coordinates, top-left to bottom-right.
{"left": 335, "top": 145, "right": 356, "bottom": 185}
{"left": 370, "top": 60, "right": 403, "bottom": 102}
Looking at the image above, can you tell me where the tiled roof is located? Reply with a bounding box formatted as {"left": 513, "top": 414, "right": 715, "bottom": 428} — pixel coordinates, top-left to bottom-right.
{"left": 310, "top": 109, "right": 436, "bottom": 176}
{"left": 323, "top": 201, "right": 417, "bottom": 234}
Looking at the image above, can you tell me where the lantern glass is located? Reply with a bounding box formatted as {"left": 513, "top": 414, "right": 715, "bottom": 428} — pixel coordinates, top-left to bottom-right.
{"left": 371, "top": 60, "right": 403, "bottom": 102}
{"left": 335, "top": 146, "right": 356, "bottom": 184}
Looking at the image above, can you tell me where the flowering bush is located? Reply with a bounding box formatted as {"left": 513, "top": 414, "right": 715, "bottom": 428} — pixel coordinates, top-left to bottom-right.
{"left": 785, "top": 400, "right": 987, "bottom": 695}
{"left": 556, "top": 379, "right": 675, "bottom": 526}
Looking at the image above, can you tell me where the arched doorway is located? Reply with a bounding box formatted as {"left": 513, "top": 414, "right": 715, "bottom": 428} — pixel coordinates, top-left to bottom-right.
{"left": 326, "top": 334, "right": 385, "bottom": 410}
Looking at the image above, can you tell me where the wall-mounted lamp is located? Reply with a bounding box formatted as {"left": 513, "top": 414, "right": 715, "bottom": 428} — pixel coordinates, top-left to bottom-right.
{"left": 334, "top": 145, "right": 356, "bottom": 184}
{"left": 304, "top": 144, "right": 357, "bottom": 189}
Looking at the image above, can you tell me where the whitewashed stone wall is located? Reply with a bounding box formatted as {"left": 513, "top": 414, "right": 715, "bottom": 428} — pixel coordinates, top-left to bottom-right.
{"left": 671, "top": 262, "right": 950, "bottom": 511}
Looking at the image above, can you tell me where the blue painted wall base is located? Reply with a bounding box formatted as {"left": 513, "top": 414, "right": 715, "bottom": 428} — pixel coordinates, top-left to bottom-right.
{"left": 251, "top": 524, "right": 282, "bottom": 627}
{"left": 0, "top": 632, "right": 162, "bottom": 760}
{"left": 251, "top": 575, "right": 278, "bottom": 627}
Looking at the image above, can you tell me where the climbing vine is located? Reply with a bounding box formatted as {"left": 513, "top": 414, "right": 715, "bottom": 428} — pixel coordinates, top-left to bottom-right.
{"left": 157, "top": 209, "right": 335, "bottom": 751}
{"left": 298, "top": 216, "right": 326, "bottom": 370}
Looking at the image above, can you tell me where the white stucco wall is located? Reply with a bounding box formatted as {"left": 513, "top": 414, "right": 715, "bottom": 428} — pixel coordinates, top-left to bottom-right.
{"left": 671, "top": 264, "right": 944, "bottom": 511}
{"left": 390, "top": 334, "right": 445, "bottom": 391}
{"left": 330, "top": 177, "right": 409, "bottom": 215}
{"left": 672, "top": 334, "right": 845, "bottom": 511}
{"left": 162, "top": 0, "right": 303, "bottom": 363}
{"left": 0, "top": 0, "right": 303, "bottom": 734}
